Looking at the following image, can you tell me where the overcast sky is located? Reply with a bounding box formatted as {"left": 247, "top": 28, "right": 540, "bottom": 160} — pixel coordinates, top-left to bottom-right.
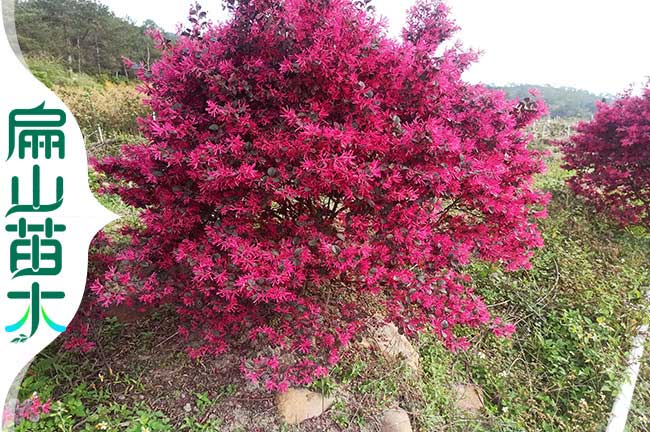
{"left": 99, "top": 0, "right": 650, "bottom": 95}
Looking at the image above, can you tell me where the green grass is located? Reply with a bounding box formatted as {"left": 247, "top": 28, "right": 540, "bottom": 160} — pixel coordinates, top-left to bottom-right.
{"left": 12, "top": 339, "right": 228, "bottom": 432}
{"left": 410, "top": 160, "right": 650, "bottom": 431}
{"left": 88, "top": 168, "right": 141, "bottom": 227}
{"left": 25, "top": 56, "right": 129, "bottom": 90}
{"left": 629, "top": 350, "right": 650, "bottom": 431}
{"left": 26, "top": 56, "right": 100, "bottom": 90}
{"left": 14, "top": 351, "right": 171, "bottom": 432}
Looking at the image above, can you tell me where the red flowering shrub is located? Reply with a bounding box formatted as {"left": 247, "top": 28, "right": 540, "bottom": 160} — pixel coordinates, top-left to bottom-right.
{"left": 90, "top": 0, "right": 547, "bottom": 390}
{"left": 3, "top": 393, "right": 51, "bottom": 426}
{"left": 563, "top": 86, "right": 650, "bottom": 228}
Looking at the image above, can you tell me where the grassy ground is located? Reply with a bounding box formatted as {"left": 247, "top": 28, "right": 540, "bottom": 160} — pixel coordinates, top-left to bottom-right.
{"left": 7, "top": 98, "right": 650, "bottom": 431}
{"left": 630, "top": 353, "right": 650, "bottom": 431}
{"left": 430, "top": 162, "right": 650, "bottom": 431}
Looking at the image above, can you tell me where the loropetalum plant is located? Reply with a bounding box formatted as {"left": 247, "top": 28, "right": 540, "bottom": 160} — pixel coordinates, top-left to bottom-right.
{"left": 2, "top": 393, "right": 51, "bottom": 426}
{"left": 87, "top": 0, "right": 548, "bottom": 390}
{"left": 563, "top": 85, "right": 650, "bottom": 228}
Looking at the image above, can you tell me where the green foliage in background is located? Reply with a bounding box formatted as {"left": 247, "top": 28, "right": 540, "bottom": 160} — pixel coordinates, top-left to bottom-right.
{"left": 26, "top": 56, "right": 148, "bottom": 157}
{"left": 495, "top": 84, "right": 609, "bottom": 119}
{"left": 15, "top": 0, "right": 169, "bottom": 78}
{"left": 25, "top": 56, "right": 99, "bottom": 88}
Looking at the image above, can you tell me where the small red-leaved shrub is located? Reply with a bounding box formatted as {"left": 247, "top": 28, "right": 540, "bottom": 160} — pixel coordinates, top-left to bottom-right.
{"left": 3, "top": 394, "right": 51, "bottom": 426}
{"left": 88, "top": 0, "right": 547, "bottom": 390}
{"left": 563, "top": 86, "right": 650, "bottom": 228}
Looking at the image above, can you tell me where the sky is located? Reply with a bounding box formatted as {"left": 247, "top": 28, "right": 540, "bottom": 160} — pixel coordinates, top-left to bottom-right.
{"left": 99, "top": 0, "right": 650, "bottom": 95}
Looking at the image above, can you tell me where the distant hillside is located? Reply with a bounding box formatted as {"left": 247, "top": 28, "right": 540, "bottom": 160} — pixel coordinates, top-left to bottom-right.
{"left": 15, "top": 0, "right": 173, "bottom": 78}
{"left": 494, "top": 84, "right": 608, "bottom": 119}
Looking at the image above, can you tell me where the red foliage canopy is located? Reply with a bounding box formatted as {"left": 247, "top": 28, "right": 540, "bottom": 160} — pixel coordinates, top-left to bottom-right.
{"left": 88, "top": 0, "right": 547, "bottom": 390}
{"left": 563, "top": 86, "right": 650, "bottom": 228}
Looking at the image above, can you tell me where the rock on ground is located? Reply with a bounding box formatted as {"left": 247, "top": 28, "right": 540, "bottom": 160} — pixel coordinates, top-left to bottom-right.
{"left": 364, "top": 323, "right": 420, "bottom": 371}
{"left": 452, "top": 383, "right": 484, "bottom": 414}
{"left": 380, "top": 407, "right": 413, "bottom": 432}
{"left": 276, "top": 388, "right": 334, "bottom": 425}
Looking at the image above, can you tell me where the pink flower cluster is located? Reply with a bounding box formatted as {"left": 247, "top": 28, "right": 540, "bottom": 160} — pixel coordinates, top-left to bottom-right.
{"left": 86, "top": 0, "right": 546, "bottom": 388}
{"left": 563, "top": 85, "right": 650, "bottom": 228}
{"left": 3, "top": 393, "right": 51, "bottom": 426}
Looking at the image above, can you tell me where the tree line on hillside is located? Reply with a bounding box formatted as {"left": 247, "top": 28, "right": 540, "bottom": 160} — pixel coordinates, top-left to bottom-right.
{"left": 495, "top": 84, "right": 607, "bottom": 119}
{"left": 15, "top": 0, "right": 173, "bottom": 78}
